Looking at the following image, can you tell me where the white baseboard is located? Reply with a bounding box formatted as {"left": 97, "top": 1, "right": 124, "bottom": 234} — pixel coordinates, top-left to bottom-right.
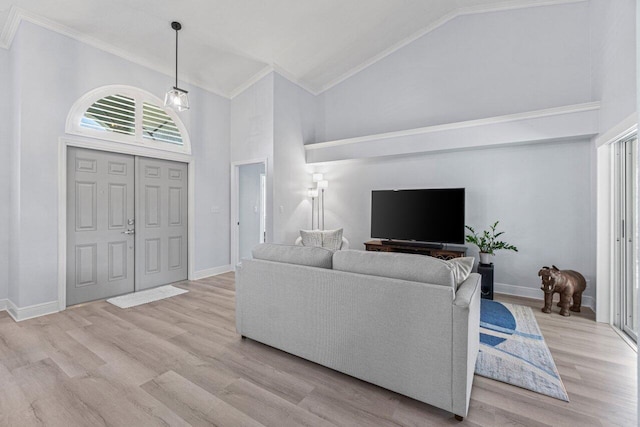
{"left": 0, "top": 299, "right": 6, "bottom": 312}
{"left": 192, "top": 265, "right": 233, "bottom": 280}
{"left": 3, "top": 299, "right": 59, "bottom": 322}
{"left": 495, "top": 282, "right": 596, "bottom": 313}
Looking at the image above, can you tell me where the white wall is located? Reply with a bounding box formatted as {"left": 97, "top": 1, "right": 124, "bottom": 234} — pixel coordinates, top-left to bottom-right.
{"left": 591, "top": 0, "right": 636, "bottom": 322}
{"left": 591, "top": 0, "right": 637, "bottom": 135}
{"left": 0, "top": 47, "right": 9, "bottom": 300}
{"left": 230, "top": 73, "right": 320, "bottom": 247}
{"left": 302, "top": 2, "right": 598, "bottom": 304}
{"left": 319, "top": 1, "right": 592, "bottom": 141}
{"left": 187, "top": 87, "right": 232, "bottom": 272}
{"left": 273, "top": 73, "right": 320, "bottom": 244}
{"left": 8, "top": 21, "right": 230, "bottom": 307}
{"left": 315, "top": 141, "right": 596, "bottom": 300}
{"left": 230, "top": 74, "right": 275, "bottom": 243}
{"left": 8, "top": 26, "right": 22, "bottom": 305}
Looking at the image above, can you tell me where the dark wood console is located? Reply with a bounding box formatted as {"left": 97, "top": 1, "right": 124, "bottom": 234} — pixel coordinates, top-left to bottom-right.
{"left": 364, "top": 240, "right": 466, "bottom": 260}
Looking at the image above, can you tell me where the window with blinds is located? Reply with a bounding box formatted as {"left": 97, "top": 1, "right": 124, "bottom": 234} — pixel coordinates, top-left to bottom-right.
{"left": 77, "top": 91, "right": 184, "bottom": 147}
{"left": 142, "top": 102, "right": 183, "bottom": 145}
{"left": 80, "top": 94, "right": 136, "bottom": 136}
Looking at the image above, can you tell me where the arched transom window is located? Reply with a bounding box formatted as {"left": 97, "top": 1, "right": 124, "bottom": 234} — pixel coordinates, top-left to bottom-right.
{"left": 67, "top": 85, "right": 191, "bottom": 154}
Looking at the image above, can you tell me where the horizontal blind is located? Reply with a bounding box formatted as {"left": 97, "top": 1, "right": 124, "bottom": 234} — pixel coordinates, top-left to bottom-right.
{"left": 80, "top": 94, "right": 135, "bottom": 136}
{"left": 142, "top": 102, "right": 183, "bottom": 145}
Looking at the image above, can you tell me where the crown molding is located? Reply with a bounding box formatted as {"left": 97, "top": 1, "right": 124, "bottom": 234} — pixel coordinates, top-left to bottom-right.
{"left": 0, "top": 6, "right": 231, "bottom": 99}
{"left": 594, "top": 112, "right": 637, "bottom": 147}
{"left": 228, "top": 65, "right": 275, "bottom": 99}
{"left": 271, "top": 63, "right": 320, "bottom": 96}
{"left": 228, "top": 64, "right": 320, "bottom": 100}
{"left": 318, "top": 0, "right": 589, "bottom": 93}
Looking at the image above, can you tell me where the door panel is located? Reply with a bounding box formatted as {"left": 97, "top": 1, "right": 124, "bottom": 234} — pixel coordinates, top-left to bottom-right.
{"left": 67, "top": 148, "right": 135, "bottom": 305}
{"left": 614, "top": 136, "right": 638, "bottom": 342}
{"left": 135, "top": 157, "right": 188, "bottom": 290}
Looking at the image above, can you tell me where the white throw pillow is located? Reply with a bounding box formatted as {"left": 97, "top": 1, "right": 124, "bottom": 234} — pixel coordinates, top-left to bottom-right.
{"left": 321, "top": 228, "right": 343, "bottom": 251}
{"left": 448, "top": 257, "right": 475, "bottom": 288}
{"left": 300, "top": 230, "right": 323, "bottom": 247}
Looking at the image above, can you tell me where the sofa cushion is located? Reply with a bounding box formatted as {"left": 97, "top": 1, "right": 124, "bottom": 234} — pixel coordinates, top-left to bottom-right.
{"left": 333, "top": 250, "right": 455, "bottom": 289}
{"left": 449, "top": 257, "right": 475, "bottom": 288}
{"left": 300, "top": 230, "right": 323, "bottom": 247}
{"left": 299, "top": 228, "right": 344, "bottom": 251}
{"left": 321, "top": 228, "right": 343, "bottom": 251}
{"left": 252, "top": 243, "right": 333, "bottom": 269}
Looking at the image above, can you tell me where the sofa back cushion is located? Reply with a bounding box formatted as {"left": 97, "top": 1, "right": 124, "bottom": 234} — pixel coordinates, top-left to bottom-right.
{"left": 333, "top": 250, "right": 455, "bottom": 289}
{"left": 252, "top": 243, "right": 333, "bottom": 269}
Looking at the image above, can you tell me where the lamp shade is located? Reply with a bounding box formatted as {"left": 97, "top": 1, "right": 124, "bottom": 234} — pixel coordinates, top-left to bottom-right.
{"left": 317, "top": 180, "right": 329, "bottom": 189}
{"left": 312, "top": 173, "right": 323, "bottom": 182}
{"left": 307, "top": 188, "right": 319, "bottom": 198}
{"left": 164, "top": 87, "right": 190, "bottom": 111}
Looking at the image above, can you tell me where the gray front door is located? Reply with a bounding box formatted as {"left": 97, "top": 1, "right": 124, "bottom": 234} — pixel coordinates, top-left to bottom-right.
{"left": 135, "top": 157, "right": 188, "bottom": 290}
{"left": 67, "top": 147, "right": 135, "bottom": 305}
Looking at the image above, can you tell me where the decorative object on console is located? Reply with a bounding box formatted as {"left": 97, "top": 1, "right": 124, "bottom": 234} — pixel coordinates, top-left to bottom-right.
{"left": 164, "top": 21, "right": 190, "bottom": 111}
{"left": 465, "top": 220, "right": 518, "bottom": 265}
{"left": 476, "top": 300, "right": 569, "bottom": 401}
{"left": 307, "top": 188, "right": 319, "bottom": 229}
{"left": 538, "top": 265, "right": 586, "bottom": 317}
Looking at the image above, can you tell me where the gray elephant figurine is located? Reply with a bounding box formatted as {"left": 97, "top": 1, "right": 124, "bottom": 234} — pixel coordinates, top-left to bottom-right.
{"left": 538, "top": 265, "right": 586, "bottom": 317}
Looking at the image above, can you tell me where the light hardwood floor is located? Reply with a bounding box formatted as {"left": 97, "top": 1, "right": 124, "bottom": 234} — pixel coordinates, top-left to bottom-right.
{"left": 0, "top": 273, "right": 636, "bottom": 426}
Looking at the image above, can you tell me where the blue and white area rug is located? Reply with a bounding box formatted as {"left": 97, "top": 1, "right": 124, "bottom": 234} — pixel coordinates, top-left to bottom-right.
{"left": 475, "top": 300, "right": 569, "bottom": 401}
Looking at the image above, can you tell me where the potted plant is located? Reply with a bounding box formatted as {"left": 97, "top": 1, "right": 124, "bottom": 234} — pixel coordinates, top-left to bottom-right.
{"left": 465, "top": 221, "right": 518, "bottom": 265}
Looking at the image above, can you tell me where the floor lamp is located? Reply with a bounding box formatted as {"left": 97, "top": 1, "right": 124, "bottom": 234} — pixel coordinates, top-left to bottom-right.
{"left": 307, "top": 188, "right": 318, "bottom": 229}
{"left": 312, "top": 173, "right": 324, "bottom": 230}
{"left": 317, "top": 180, "right": 328, "bottom": 230}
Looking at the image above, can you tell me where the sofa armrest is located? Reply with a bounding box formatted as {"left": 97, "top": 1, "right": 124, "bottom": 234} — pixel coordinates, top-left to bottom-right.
{"left": 451, "top": 272, "right": 481, "bottom": 418}
{"left": 454, "top": 273, "right": 480, "bottom": 307}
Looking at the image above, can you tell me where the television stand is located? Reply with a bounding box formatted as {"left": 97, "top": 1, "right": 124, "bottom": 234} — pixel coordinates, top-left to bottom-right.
{"left": 365, "top": 240, "right": 466, "bottom": 260}
{"left": 381, "top": 240, "right": 443, "bottom": 249}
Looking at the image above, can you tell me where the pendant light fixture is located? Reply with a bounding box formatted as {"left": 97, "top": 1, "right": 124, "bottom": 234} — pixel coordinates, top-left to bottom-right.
{"left": 164, "top": 21, "right": 190, "bottom": 111}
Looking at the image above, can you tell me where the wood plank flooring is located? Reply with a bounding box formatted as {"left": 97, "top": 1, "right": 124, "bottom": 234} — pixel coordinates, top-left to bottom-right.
{"left": 0, "top": 273, "right": 635, "bottom": 426}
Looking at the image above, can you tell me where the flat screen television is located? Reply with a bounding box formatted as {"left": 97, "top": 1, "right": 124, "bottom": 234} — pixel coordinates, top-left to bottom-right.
{"left": 371, "top": 188, "right": 465, "bottom": 245}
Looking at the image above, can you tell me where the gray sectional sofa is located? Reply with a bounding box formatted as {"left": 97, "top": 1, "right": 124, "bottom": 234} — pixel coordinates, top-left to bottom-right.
{"left": 235, "top": 244, "right": 481, "bottom": 420}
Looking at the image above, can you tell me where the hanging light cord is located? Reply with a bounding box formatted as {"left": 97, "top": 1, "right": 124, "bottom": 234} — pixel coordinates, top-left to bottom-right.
{"left": 175, "top": 26, "right": 179, "bottom": 88}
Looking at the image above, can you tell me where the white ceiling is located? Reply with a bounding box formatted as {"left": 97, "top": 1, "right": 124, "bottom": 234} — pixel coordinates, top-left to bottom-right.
{"left": 0, "top": 0, "right": 570, "bottom": 98}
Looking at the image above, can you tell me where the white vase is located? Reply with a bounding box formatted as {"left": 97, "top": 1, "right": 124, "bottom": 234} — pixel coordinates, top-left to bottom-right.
{"left": 479, "top": 252, "right": 492, "bottom": 265}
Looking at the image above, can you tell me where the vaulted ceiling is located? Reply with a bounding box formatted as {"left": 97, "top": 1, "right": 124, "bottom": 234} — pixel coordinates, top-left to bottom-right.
{"left": 0, "top": 0, "right": 570, "bottom": 98}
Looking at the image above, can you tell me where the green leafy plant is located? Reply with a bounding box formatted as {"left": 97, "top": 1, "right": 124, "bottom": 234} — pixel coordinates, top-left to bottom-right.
{"left": 465, "top": 221, "right": 518, "bottom": 255}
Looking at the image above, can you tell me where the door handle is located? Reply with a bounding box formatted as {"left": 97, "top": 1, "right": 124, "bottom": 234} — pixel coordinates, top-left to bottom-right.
{"left": 122, "top": 229, "right": 135, "bottom": 235}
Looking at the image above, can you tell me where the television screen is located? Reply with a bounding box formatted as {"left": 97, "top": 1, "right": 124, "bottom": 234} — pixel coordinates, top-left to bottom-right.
{"left": 371, "top": 188, "right": 465, "bottom": 244}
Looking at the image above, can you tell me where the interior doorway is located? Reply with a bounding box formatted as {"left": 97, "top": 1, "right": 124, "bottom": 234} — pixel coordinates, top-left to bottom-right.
{"left": 232, "top": 160, "right": 267, "bottom": 267}
{"left": 66, "top": 147, "right": 188, "bottom": 305}
{"left": 613, "top": 134, "right": 638, "bottom": 342}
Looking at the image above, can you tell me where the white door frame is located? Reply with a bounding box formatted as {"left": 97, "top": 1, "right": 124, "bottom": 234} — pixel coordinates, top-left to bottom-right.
{"left": 58, "top": 135, "right": 195, "bottom": 311}
{"left": 595, "top": 113, "right": 637, "bottom": 323}
{"left": 231, "top": 158, "right": 268, "bottom": 269}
